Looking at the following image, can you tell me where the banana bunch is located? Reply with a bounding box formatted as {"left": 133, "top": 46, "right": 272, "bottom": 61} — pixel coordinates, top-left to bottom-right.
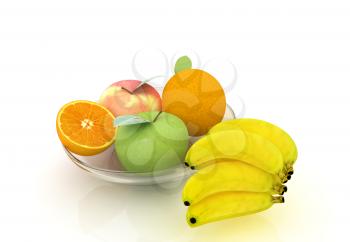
{"left": 183, "top": 118, "right": 298, "bottom": 227}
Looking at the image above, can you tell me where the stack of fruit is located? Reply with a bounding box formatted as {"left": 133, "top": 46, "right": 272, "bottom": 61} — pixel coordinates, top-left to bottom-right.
{"left": 182, "top": 118, "right": 298, "bottom": 227}
{"left": 56, "top": 54, "right": 298, "bottom": 228}
{"left": 56, "top": 55, "right": 227, "bottom": 173}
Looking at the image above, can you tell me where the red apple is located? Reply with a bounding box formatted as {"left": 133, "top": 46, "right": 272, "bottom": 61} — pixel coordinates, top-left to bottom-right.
{"left": 99, "top": 80, "right": 162, "bottom": 117}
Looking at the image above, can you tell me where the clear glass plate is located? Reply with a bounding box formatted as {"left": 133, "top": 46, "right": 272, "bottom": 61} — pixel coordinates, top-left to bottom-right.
{"left": 63, "top": 104, "right": 235, "bottom": 185}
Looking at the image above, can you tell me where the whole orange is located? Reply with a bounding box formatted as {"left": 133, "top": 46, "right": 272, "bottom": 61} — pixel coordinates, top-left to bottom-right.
{"left": 162, "top": 69, "right": 226, "bottom": 136}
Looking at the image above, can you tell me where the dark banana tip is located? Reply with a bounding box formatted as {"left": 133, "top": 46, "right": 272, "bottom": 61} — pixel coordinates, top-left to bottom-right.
{"left": 184, "top": 162, "right": 189, "bottom": 167}
{"left": 288, "top": 171, "right": 294, "bottom": 175}
{"left": 283, "top": 186, "right": 288, "bottom": 192}
{"left": 281, "top": 191, "right": 285, "bottom": 195}
{"left": 184, "top": 201, "right": 190, "bottom": 206}
{"left": 190, "top": 166, "right": 195, "bottom": 170}
{"left": 287, "top": 175, "right": 292, "bottom": 180}
{"left": 281, "top": 197, "right": 285, "bottom": 203}
{"left": 190, "top": 217, "right": 197, "bottom": 224}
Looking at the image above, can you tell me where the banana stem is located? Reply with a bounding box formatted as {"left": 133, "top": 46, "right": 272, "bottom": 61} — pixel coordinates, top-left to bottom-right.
{"left": 272, "top": 196, "right": 285, "bottom": 204}
{"left": 279, "top": 172, "right": 290, "bottom": 184}
{"left": 274, "top": 185, "right": 287, "bottom": 195}
{"left": 287, "top": 165, "right": 294, "bottom": 176}
{"left": 284, "top": 163, "right": 294, "bottom": 175}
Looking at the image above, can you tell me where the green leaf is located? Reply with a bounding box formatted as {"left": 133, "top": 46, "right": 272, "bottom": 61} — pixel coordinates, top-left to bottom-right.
{"left": 174, "top": 56, "right": 192, "bottom": 73}
{"left": 114, "top": 115, "right": 151, "bottom": 127}
{"left": 114, "top": 111, "right": 161, "bottom": 127}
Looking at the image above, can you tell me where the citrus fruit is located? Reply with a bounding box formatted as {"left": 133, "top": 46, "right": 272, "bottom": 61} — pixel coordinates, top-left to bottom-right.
{"left": 56, "top": 100, "right": 116, "bottom": 156}
{"left": 162, "top": 68, "right": 226, "bottom": 136}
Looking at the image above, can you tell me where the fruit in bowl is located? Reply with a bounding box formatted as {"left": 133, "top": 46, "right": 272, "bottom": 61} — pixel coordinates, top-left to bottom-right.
{"left": 115, "top": 111, "right": 189, "bottom": 172}
{"left": 162, "top": 56, "right": 226, "bottom": 136}
{"left": 99, "top": 80, "right": 162, "bottom": 117}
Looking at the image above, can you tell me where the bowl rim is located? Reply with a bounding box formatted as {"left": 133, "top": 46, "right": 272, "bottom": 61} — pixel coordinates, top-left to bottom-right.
{"left": 63, "top": 145, "right": 190, "bottom": 176}
{"left": 64, "top": 104, "right": 236, "bottom": 175}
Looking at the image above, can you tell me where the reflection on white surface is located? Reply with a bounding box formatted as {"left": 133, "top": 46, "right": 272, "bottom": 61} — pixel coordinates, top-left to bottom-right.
{"left": 79, "top": 185, "right": 128, "bottom": 231}
{"left": 77, "top": 181, "right": 286, "bottom": 242}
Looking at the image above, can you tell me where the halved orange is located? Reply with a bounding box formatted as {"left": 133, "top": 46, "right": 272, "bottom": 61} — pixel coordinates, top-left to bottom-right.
{"left": 56, "top": 100, "right": 116, "bottom": 156}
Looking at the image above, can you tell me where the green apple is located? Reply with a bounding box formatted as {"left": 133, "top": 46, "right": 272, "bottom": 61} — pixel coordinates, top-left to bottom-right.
{"left": 115, "top": 111, "right": 189, "bottom": 172}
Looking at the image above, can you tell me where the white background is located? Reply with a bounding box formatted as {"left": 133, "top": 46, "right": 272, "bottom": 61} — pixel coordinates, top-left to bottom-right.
{"left": 1, "top": 0, "right": 350, "bottom": 241}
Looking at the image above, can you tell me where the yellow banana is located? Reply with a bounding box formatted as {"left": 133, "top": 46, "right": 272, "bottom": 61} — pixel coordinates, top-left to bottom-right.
{"left": 185, "top": 130, "right": 286, "bottom": 180}
{"left": 209, "top": 118, "right": 298, "bottom": 175}
{"left": 182, "top": 160, "right": 286, "bottom": 206}
{"left": 186, "top": 192, "right": 284, "bottom": 227}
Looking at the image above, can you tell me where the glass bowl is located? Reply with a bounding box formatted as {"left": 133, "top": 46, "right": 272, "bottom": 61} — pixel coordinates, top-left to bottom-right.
{"left": 63, "top": 105, "right": 235, "bottom": 185}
